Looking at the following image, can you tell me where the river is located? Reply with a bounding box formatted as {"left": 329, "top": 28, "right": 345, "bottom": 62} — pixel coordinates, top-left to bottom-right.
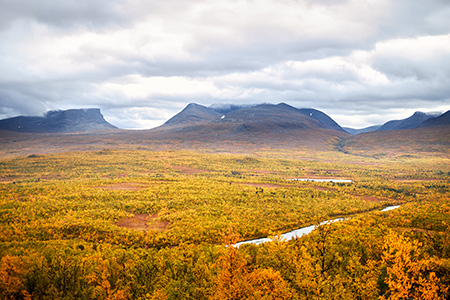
{"left": 233, "top": 205, "right": 401, "bottom": 248}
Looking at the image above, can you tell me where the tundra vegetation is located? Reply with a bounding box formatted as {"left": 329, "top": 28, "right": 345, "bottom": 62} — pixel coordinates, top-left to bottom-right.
{"left": 0, "top": 148, "right": 449, "bottom": 299}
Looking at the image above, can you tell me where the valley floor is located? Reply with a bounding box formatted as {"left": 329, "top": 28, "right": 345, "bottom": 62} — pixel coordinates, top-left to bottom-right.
{"left": 0, "top": 145, "right": 449, "bottom": 299}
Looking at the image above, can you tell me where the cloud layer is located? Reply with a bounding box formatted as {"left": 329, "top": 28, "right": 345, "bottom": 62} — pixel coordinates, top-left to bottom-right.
{"left": 1, "top": 0, "right": 449, "bottom": 128}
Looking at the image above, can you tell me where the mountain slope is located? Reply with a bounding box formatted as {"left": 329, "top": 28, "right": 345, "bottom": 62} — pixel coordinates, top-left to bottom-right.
{"left": 297, "top": 108, "right": 346, "bottom": 132}
{"left": 0, "top": 109, "right": 117, "bottom": 133}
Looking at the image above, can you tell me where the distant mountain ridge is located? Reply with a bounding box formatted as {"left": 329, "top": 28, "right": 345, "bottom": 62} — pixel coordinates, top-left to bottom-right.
{"left": 419, "top": 110, "right": 450, "bottom": 127}
{"left": 2, "top": 105, "right": 448, "bottom": 137}
{"left": 343, "top": 125, "right": 381, "bottom": 135}
{"left": 377, "top": 111, "right": 439, "bottom": 131}
{"left": 0, "top": 108, "right": 117, "bottom": 133}
{"left": 344, "top": 111, "right": 447, "bottom": 135}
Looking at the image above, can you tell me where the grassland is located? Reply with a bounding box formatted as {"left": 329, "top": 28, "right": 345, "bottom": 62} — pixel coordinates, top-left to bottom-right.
{"left": 0, "top": 143, "right": 449, "bottom": 299}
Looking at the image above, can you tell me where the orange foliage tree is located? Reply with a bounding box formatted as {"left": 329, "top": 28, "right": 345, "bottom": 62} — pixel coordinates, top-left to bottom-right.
{"left": 380, "top": 231, "right": 448, "bottom": 300}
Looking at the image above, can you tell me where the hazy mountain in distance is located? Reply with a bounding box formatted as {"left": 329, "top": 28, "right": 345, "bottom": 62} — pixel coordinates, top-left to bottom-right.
{"left": 343, "top": 125, "right": 381, "bottom": 135}
{"left": 377, "top": 111, "right": 440, "bottom": 131}
{"left": 0, "top": 108, "right": 117, "bottom": 133}
{"left": 419, "top": 110, "right": 450, "bottom": 127}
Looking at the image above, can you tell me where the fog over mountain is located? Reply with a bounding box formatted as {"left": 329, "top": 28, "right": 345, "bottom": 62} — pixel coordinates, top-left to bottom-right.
{"left": 0, "top": 109, "right": 117, "bottom": 133}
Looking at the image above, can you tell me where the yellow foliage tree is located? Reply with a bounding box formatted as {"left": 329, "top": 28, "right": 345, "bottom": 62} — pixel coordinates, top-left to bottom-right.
{"left": 381, "top": 231, "right": 447, "bottom": 300}
{"left": 210, "top": 245, "right": 293, "bottom": 300}
{"left": 246, "top": 267, "right": 293, "bottom": 300}
{"left": 210, "top": 246, "right": 251, "bottom": 300}
{"left": 0, "top": 255, "right": 29, "bottom": 300}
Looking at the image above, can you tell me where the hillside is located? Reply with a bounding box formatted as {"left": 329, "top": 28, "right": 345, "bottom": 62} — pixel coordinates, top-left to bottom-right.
{"left": 296, "top": 108, "right": 346, "bottom": 132}
{"left": 0, "top": 108, "right": 117, "bottom": 133}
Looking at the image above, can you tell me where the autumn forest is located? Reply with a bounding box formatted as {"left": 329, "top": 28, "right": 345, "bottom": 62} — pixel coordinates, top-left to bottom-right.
{"left": 0, "top": 145, "right": 449, "bottom": 299}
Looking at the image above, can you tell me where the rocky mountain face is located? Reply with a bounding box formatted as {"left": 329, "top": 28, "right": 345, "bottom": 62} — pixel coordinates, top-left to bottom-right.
{"left": 0, "top": 108, "right": 117, "bottom": 133}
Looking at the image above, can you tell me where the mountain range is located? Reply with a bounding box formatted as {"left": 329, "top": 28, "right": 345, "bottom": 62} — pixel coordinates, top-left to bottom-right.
{"left": 0, "top": 104, "right": 449, "bottom": 157}
{"left": 0, "top": 104, "right": 448, "bottom": 136}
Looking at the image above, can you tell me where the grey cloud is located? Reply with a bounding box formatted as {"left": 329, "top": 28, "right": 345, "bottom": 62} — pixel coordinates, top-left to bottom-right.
{"left": 379, "top": 0, "right": 450, "bottom": 38}
{"left": 0, "top": 0, "right": 130, "bottom": 30}
{"left": 372, "top": 54, "right": 450, "bottom": 82}
{"left": 1, "top": 0, "right": 450, "bottom": 129}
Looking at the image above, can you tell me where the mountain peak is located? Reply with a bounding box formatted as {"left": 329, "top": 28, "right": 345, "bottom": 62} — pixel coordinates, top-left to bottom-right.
{"left": 412, "top": 111, "right": 427, "bottom": 117}
{"left": 0, "top": 108, "right": 117, "bottom": 133}
{"left": 163, "top": 103, "right": 222, "bottom": 127}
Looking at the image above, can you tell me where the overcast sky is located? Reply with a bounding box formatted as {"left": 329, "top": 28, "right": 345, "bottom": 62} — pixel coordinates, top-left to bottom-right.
{"left": 1, "top": 0, "right": 449, "bottom": 129}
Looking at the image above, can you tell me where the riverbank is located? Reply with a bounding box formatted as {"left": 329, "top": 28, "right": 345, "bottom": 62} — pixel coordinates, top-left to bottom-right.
{"left": 234, "top": 205, "right": 401, "bottom": 247}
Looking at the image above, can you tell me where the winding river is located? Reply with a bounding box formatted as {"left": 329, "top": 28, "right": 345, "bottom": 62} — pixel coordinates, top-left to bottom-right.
{"left": 233, "top": 205, "right": 401, "bottom": 248}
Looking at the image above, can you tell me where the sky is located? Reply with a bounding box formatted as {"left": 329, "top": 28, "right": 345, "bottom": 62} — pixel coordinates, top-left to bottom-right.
{"left": 1, "top": 0, "right": 450, "bottom": 129}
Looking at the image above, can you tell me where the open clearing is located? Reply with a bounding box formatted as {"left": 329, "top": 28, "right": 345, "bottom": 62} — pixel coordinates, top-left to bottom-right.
{"left": 115, "top": 214, "right": 170, "bottom": 231}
